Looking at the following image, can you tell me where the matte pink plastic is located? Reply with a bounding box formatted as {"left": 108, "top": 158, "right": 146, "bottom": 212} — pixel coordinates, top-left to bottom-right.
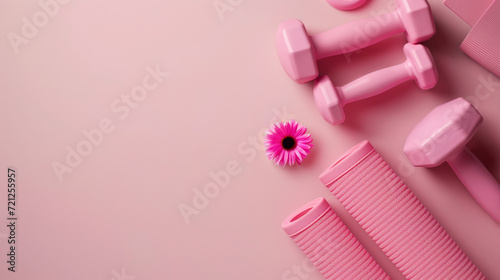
{"left": 313, "top": 43, "right": 438, "bottom": 125}
{"left": 275, "top": 0, "right": 436, "bottom": 83}
{"left": 320, "top": 141, "right": 485, "bottom": 279}
{"left": 404, "top": 97, "right": 500, "bottom": 224}
{"left": 282, "top": 197, "right": 390, "bottom": 280}
{"left": 325, "top": 0, "right": 366, "bottom": 11}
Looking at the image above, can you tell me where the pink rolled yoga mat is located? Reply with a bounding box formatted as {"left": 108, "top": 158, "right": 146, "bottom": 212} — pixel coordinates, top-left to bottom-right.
{"left": 282, "top": 197, "right": 389, "bottom": 280}
{"left": 319, "top": 141, "right": 485, "bottom": 279}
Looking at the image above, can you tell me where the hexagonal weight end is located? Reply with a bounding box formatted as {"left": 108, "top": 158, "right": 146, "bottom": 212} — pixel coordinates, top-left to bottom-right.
{"left": 397, "top": 0, "right": 436, "bottom": 43}
{"left": 404, "top": 43, "right": 438, "bottom": 90}
{"left": 276, "top": 19, "right": 318, "bottom": 84}
{"left": 404, "top": 98, "right": 482, "bottom": 167}
{"left": 313, "top": 76, "right": 345, "bottom": 125}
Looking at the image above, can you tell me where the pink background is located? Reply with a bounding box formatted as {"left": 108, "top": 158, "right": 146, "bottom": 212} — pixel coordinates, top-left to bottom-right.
{"left": 1, "top": 0, "right": 500, "bottom": 279}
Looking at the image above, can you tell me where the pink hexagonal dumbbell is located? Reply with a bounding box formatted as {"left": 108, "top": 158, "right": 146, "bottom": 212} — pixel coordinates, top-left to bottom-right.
{"left": 313, "top": 43, "right": 437, "bottom": 125}
{"left": 276, "top": 0, "right": 435, "bottom": 83}
{"left": 404, "top": 98, "right": 500, "bottom": 224}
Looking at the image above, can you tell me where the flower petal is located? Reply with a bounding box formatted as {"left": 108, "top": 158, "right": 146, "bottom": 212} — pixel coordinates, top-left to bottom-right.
{"left": 295, "top": 145, "right": 308, "bottom": 156}
{"left": 296, "top": 135, "right": 312, "bottom": 142}
{"left": 289, "top": 152, "right": 296, "bottom": 166}
{"left": 294, "top": 126, "right": 306, "bottom": 137}
{"left": 294, "top": 149, "right": 303, "bottom": 162}
{"left": 276, "top": 149, "right": 286, "bottom": 166}
{"left": 271, "top": 146, "right": 283, "bottom": 159}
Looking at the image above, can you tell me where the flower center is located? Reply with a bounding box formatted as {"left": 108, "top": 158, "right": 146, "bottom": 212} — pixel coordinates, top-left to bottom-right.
{"left": 281, "top": 136, "right": 296, "bottom": 150}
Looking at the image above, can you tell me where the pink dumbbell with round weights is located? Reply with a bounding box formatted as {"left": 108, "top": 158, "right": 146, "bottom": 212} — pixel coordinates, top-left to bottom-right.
{"left": 404, "top": 98, "right": 500, "bottom": 224}
{"left": 313, "top": 43, "right": 438, "bottom": 125}
{"left": 276, "top": 0, "right": 435, "bottom": 83}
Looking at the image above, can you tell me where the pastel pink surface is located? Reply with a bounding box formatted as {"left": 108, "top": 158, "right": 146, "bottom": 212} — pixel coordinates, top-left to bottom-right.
{"left": 0, "top": 1, "right": 499, "bottom": 280}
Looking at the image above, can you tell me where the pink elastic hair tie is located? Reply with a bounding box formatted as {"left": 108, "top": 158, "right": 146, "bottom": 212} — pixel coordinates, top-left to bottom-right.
{"left": 319, "top": 141, "right": 485, "bottom": 279}
{"left": 444, "top": 0, "right": 500, "bottom": 77}
{"left": 282, "top": 197, "right": 389, "bottom": 280}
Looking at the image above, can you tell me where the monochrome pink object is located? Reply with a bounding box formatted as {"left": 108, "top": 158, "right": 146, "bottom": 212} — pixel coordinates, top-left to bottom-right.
{"left": 444, "top": 0, "right": 494, "bottom": 26}
{"left": 275, "top": 0, "right": 435, "bottom": 83}
{"left": 404, "top": 97, "right": 500, "bottom": 224}
{"left": 313, "top": 43, "right": 438, "bottom": 125}
{"left": 325, "top": 0, "right": 366, "bottom": 11}
{"left": 461, "top": 1, "right": 500, "bottom": 78}
{"left": 320, "top": 141, "right": 485, "bottom": 279}
{"left": 282, "top": 197, "right": 390, "bottom": 280}
{"left": 265, "top": 120, "right": 313, "bottom": 166}
{"left": 2, "top": 1, "right": 500, "bottom": 279}
{"left": 444, "top": 0, "right": 500, "bottom": 77}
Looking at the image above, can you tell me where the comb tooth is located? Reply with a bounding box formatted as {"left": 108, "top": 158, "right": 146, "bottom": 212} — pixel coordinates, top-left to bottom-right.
{"left": 320, "top": 141, "right": 486, "bottom": 279}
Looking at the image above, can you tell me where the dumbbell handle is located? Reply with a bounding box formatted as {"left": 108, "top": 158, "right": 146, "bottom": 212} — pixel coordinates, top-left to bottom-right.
{"left": 311, "top": 11, "right": 404, "bottom": 59}
{"left": 448, "top": 147, "right": 500, "bottom": 224}
{"left": 337, "top": 61, "right": 411, "bottom": 104}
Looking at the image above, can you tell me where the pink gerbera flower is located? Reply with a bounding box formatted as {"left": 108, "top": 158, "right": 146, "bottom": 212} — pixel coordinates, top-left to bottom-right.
{"left": 265, "top": 120, "right": 313, "bottom": 166}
